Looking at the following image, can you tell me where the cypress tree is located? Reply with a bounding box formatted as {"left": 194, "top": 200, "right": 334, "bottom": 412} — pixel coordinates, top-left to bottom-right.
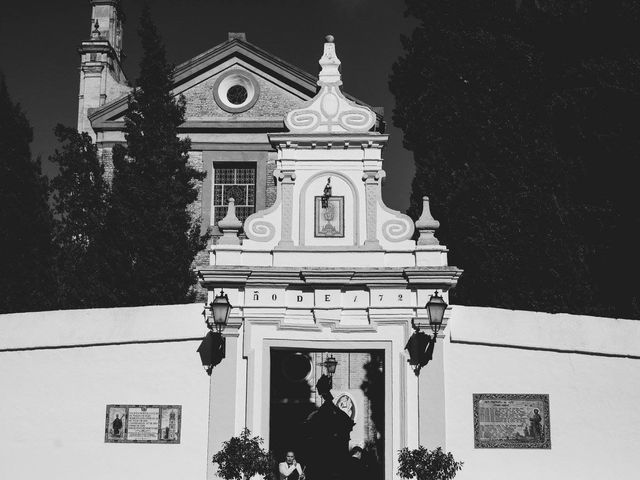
{"left": 50, "top": 125, "right": 111, "bottom": 308}
{"left": 390, "top": 0, "right": 640, "bottom": 318}
{"left": 0, "top": 76, "right": 55, "bottom": 313}
{"left": 105, "top": 6, "right": 206, "bottom": 306}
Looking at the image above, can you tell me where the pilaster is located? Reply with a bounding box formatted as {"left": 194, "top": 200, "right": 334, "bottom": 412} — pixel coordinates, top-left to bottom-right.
{"left": 362, "top": 170, "right": 382, "bottom": 247}
{"left": 277, "top": 169, "right": 296, "bottom": 248}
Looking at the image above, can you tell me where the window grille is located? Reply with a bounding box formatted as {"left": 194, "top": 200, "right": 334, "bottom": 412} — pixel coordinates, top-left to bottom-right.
{"left": 212, "top": 164, "right": 256, "bottom": 226}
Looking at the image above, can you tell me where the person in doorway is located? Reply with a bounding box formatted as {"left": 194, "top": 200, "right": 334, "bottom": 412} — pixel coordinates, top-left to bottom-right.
{"left": 279, "top": 451, "right": 305, "bottom": 480}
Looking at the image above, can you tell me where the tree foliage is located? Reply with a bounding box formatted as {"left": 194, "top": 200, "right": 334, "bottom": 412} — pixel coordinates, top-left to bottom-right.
{"left": 0, "top": 76, "right": 55, "bottom": 313}
{"left": 390, "top": 0, "right": 640, "bottom": 318}
{"left": 398, "top": 446, "right": 463, "bottom": 480}
{"left": 105, "top": 5, "right": 206, "bottom": 306}
{"left": 212, "top": 428, "right": 276, "bottom": 480}
{"left": 50, "top": 125, "right": 111, "bottom": 308}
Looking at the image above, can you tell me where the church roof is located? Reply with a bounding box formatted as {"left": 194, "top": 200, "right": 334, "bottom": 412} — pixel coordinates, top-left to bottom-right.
{"left": 88, "top": 35, "right": 383, "bottom": 132}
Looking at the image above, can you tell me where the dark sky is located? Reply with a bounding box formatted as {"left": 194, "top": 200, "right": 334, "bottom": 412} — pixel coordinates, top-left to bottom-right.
{"left": 0, "top": 0, "right": 418, "bottom": 212}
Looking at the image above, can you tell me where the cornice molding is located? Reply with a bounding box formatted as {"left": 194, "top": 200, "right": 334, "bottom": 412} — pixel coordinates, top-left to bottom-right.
{"left": 198, "top": 266, "right": 462, "bottom": 289}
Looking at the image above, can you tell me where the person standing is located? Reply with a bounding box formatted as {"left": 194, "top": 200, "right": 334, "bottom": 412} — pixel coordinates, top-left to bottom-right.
{"left": 279, "top": 451, "right": 305, "bottom": 480}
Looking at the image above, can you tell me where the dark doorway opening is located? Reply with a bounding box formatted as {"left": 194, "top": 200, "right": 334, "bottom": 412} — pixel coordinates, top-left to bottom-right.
{"left": 270, "top": 349, "right": 384, "bottom": 480}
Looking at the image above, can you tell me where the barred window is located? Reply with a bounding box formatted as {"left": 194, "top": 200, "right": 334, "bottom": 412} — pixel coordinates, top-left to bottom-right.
{"left": 213, "top": 164, "right": 256, "bottom": 226}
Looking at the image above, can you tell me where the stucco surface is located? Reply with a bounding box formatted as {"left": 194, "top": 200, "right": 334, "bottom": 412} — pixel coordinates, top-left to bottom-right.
{"left": 0, "top": 340, "right": 209, "bottom": 480}
{"left": 439, "top": 306, "right": 640, "bottom": 480}
{"left": 2, "top": 305, "right": 639, "bottom": 479}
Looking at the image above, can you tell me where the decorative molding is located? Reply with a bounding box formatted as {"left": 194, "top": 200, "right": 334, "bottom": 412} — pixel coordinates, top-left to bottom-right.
{"left": 199, "top": 266, "right": 462, "bottom": 289}
{"left": 269, "top": 133, "right": 388, "bottom": 150}
{"left": 375, "top": 171, "right": 414, "bottom": 242}
{"left": 244, "top": 169, "right": 282, "bottom": 243}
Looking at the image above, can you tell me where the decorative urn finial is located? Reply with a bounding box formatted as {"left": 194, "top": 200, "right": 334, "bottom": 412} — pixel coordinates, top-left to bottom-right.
{"left": 217, "top": 198, "right": 243, "bottom": 245}
{"left": 415, "top": 196, "right": 440, "bottom": 245}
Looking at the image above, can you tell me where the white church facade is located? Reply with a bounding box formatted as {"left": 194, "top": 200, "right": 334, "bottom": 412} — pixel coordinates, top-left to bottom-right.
{"left": 1, "top": 1, "right": 639, "bottom": 479}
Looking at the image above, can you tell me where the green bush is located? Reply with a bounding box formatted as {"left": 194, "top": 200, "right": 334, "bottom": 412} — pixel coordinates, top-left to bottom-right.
{"left": 398, "top": 446, "right": 463, "bottom": 480}
{"left": 212, "top": 428, "right": 275, "bottom": 480}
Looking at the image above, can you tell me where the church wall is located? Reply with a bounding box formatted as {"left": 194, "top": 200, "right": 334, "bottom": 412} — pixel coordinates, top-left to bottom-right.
{"left": 0, "top": 305, "right": 209, "bottom": 480}
{"left": 438, "top": 306, "right": 640, "bottom": 480}
{"left": 2, "top": 305, "right": 637, "bottom": 479}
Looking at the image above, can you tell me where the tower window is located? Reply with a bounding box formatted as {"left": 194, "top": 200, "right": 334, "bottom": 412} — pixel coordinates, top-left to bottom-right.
{"left": 212, "top": 164, "right": 256, "bottom": 226}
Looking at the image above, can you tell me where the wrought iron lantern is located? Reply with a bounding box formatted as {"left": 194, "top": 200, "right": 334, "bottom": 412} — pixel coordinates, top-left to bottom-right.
{"left": 321, "top": 177, "right": 332, "bottom": 208}
{"left": 411, "top": 291, "right": 447, "bottom": 336}
{"left": 426, "top": 290, "right": 447, "bottom": 336}
{"left": 323, "top": 355, "right": 338, "bottom": 376}
{"left": 198, "top": 290, "right": 232, "bottom": 375}
{"left": 203, "top": 290, "right": 232, "bottom": 333}
{"left": 406, "top": 291, "right": 448, "bottom": 375}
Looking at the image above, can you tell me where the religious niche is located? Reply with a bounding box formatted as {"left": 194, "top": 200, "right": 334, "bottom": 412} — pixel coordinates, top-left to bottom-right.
{"left": 473, "top": 394, "right": 551, "bottom": 449}
{"left": 315, "top": 196, "right": 344, "bottom": 237}
{"left": 105, "top": 404, "right": 182, "bottom": 444}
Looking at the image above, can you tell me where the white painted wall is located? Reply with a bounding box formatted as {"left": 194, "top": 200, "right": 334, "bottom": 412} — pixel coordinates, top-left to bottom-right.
{"left": 2, "top": 304, "right": 639, "bottom": 480}
{"left": 436, "top": 306, "right": 640, "bottom": 480}
{"left": 0, "top": 305, "right": 211, "bottom": 480}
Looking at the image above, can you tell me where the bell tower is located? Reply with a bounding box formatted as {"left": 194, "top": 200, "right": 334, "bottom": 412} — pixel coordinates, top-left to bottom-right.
{"left": 77, "top": 0, "right": 129, "bottom": 137}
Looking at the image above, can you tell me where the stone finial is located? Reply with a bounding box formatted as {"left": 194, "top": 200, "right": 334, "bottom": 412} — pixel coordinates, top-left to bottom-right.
{"left": 217, "top": 198, "right": 243, "bottom": 245}
{"left": 284, "top": 37, "right": 376, "bottom": 134}
{"left": 318, "top": 34, "right": 342, "bottom": 86}
{"left": 416, "top": 196, "right": 440, "bottom": 245}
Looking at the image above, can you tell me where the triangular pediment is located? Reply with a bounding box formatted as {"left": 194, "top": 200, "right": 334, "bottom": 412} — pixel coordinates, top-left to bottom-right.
{"left": 89, "top": 37, "right": 382, "bottom": 132}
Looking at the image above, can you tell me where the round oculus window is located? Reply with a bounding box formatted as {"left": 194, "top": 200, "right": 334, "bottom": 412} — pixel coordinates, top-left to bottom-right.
{"left": 213, "top": 70, "right": 260, "bottom": 113}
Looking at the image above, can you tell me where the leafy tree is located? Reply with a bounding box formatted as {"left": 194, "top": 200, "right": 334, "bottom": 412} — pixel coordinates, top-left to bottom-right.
{"left": 212, "top": 428, "right": 276, "bottom": 480}
{"left": 50, "top": 125, "right": 111, "bottom": 308}
{"left": 105, "top": 5, "right": 206, "bottom": 306}
{"left": 390, "top": 0, "right": 640, "bottom": 318}
{"left": 0, "top": 76, "right": 55, "bottom": 313}
{"left": 398, "top": 446, "right": 463, "bottom": 480}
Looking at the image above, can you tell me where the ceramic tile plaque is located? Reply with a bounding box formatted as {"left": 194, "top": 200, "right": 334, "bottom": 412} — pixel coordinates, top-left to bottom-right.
{"left": 473, "top": 394, "right": 551, "bottom": 449}
{"left": 105, "top": 404, "right": 181, "bottom": 443}
{"left": 315, "top": 196, "right": 344, "bottom": 237}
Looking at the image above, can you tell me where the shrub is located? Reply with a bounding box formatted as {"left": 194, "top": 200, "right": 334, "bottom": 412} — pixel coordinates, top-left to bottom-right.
{"left": 398, "top": 446, "right": 463, "bottom": 480}
{"left": 212, "top": 428, "right": 275, "bottom": 480}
